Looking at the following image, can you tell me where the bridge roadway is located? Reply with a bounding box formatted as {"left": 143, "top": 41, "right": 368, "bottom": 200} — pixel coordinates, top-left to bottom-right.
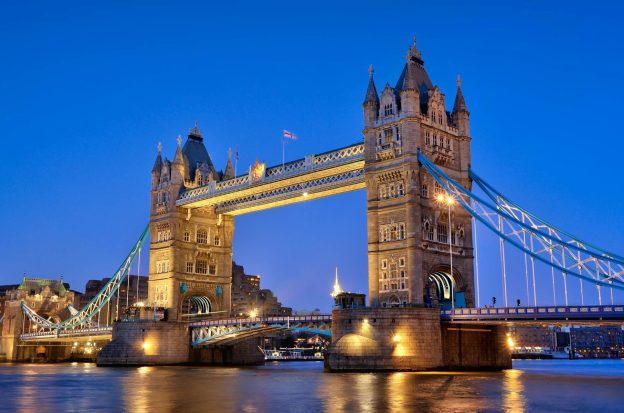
{"left": 18, "top": 306, "right": 624, "bottom": 343}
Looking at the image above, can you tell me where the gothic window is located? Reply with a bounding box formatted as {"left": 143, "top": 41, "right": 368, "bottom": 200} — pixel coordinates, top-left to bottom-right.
{"left": 401, "top": 281, "right": 406, "bottom": 289}
{"left": 425, "top": 130, "right": 431, "bottom": 146}
{"left": 395, "top": 127, "right": 401, "bottom": 141}
{"left": 427, "top": 222, "right": 434, "bottom": 241}
{"left": 388, "top": 184, "right": 395, "bottom": 198}
{"left": 398, "top": 223, "right": 406, "bottom": 240}
{"left": 400, "top": 270, "right": 406, "bottom": 278}
{"left": 384, "top": 128, "right": 393, "bottom": 143}
{"left": 391, "top": 283, "right": 398, "bottom": 290}
{"left": 421, "top": 183, "right": 429, "bottom": 198}
{"left": 379, "top": 184, "right": 387, "bottom": 200}
{"left": 434, "top": 181, "right": 443, "bottom": 195}
{"left": 381, "top": 259, "right": 388, "bottom": 270}
{"left": 433, "top": 134, "right": 438, "bottom": 147}
{"left": 446, "top": 138, "right": 450, "bottom": 148}
{"left": 213, "top": 235, "right": 221, "bottom": 246}
{"left": 384, "top": 227, "right": 390, "bottom": 242}
{"left": 156, "top": 260, "right": 170, "bottom": 274}
{"left": 384, "top": 104, "right": 394, "bottom": 116}
{"left": 196, "top": 229, "right": 208, "bottom": 244}
{"left": 399, "top": 257, "right": 405, "bottom": 267}
{"left": 183, "top": 231, "right": 190, "bottom": 242}
{"left": 196, "top": 260, "right": 208, "bottom": 274}
{"left": 378, "top": 133, "right": 382, "bottom": 146}
{"left": 390, "top": 224, "right": 397, "bottom": 241}
{"left": 431, "top": 112, "right": 436, "bottom": 122}
{"left": 382, "top": 271, "right": 387, "bottom": 279}
{"left": 389, "top": 263, "right": 398, "bottom": 278}
{"left": 186, "top": 262, "right": 193, "bottom": 273}
{"left": 156, "top": 224, "right": 171, "bottom": 242}
{"left": 438, "top": 112, "right": 443, "bottom": 125}
{"left": 397, "top": 182, "right": 405, "bottom": 196}
{"left": 208, "top": 264, "right": 217, "bottom": 275}
{"left": 437, "top": 222, "right": 448, "bottom": 243}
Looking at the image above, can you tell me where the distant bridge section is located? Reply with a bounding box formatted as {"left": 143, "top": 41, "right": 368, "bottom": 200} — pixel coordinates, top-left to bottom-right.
{"left": 442, "top": 305, "right": 624, "bottom": 325}
{"left": 190, "top": 315, "right": 332, "bottom": 346}
{"left": 19, "top": 327, "right": 113, "bottom": 342}
{"left": 176, "top": 143, "right": 365, "bottom": 214}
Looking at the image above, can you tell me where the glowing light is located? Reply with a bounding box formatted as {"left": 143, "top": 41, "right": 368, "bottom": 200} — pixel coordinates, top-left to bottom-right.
{"left": 135, "top": 301, "right": 145, "bottom": 307}
{"left": 330, "top": 267, "right": 343, "bottom": 298}
{"left": 506, "top": 333, "right": 515, "bottom": 349}
{"left": 142, "top": 341, "right": 150, "bottom": 351}
{"left": 249, "top": 309, "right": 258, "bottom": 318}
{"left": 303, "top": 191, "right": 309, "bottom": 197}
{"left": 393, "top": 334, "right": 400, "bottom": 343}
{"left": 435, "top": 193, "right": 455, "bottom": 206}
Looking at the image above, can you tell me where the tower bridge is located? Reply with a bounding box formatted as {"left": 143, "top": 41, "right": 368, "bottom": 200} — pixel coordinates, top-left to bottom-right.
{"left": 13, "top": 39, "right": 624, "bottom": 370}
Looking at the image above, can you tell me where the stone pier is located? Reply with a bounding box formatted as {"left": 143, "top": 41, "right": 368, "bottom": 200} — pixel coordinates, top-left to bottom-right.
{"left": 325, "top": 307, "right": 511, "bottom": 371}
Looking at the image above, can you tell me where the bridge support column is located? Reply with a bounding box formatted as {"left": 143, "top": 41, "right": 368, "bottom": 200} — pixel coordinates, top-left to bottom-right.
{"left": 326, "top": 307, "right": 511, "bottom": 371}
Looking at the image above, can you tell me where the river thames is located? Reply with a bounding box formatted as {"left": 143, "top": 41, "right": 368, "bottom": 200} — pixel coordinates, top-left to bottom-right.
{"left": 1, "top": 360, "right": 623, "bottom": 412}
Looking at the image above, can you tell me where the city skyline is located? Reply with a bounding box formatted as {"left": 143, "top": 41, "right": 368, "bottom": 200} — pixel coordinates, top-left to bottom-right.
{"left": 1, "top": 1, "right": 624, "bottom": 311}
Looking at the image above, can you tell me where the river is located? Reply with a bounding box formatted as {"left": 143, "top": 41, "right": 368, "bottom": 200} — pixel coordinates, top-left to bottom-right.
{"left": 1, "top": 360, "right": 623, "bottom": 412}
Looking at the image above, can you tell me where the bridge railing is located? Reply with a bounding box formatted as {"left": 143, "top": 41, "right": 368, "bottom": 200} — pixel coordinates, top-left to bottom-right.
{"left": 441, "top": 305, "right": 624, "bottom": 320}
{"left": 189, "top": 314, "right": 332, "bottom": 328}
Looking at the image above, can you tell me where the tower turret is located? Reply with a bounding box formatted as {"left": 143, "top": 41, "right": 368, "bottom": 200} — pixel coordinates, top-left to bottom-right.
{"left": 363, "top": 65, "right": 380, "bottom": 128}
{"left": 452, "top": 75, "right": 470, "bottom": 136}
{"left": 171, "top": 135, "right": 188, "bottom": 184}
{"left": 222, "top": 148, "right": 235, "bottom": 180}
{"left": 151, "top": 142, "right": 163, "bottom": 188}
{"left": 399, "top": 42, "right": 421, "bottom": 116}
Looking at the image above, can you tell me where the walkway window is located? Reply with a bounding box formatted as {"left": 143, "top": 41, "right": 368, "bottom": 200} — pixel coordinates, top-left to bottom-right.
{"left": 197, "top": 229, "right": 208, "bottom": 244}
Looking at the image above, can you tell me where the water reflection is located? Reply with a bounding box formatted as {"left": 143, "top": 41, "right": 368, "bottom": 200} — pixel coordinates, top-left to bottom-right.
{"left": 2, "top": 361, "right": 624, "bottom": 413}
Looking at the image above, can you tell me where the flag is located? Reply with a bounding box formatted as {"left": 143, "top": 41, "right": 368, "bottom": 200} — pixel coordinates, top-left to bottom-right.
{"left": 235, "top": 145, "right": 239, "bottom": 161}
{"left": 283, "top": 130, "right": 298, "bottom": 140}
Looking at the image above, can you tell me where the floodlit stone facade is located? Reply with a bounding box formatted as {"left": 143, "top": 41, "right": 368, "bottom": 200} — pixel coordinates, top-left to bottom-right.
{"left": 362, "top": 40, "right": 475, "bottom": 308}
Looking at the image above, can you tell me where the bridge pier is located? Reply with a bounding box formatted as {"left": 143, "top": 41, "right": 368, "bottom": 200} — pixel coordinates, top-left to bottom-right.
{"left": 325, "top": 307, "right": 511, "bottom": 371}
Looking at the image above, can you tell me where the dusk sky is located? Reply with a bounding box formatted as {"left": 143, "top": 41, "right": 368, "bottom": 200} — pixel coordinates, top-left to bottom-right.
{"left": 1, "top": 1, "right": 623, "bottom": 311}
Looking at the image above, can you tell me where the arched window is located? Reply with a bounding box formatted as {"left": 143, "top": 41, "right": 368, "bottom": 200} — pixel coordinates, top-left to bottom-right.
{"left": 196, "top": 229, "right": 208, "bottom": 244}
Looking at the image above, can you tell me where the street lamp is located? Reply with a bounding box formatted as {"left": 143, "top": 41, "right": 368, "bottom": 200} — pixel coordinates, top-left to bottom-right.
{"left": 435, "top": 192, "right": 456, "bottom": 310}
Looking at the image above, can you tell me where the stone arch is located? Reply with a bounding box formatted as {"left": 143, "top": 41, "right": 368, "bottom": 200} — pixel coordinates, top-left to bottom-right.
{"left": 178, "top": 288, "right": 220, "bottom": 317}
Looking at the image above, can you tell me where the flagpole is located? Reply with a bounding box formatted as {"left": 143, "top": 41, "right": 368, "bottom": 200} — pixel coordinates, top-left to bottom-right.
{"left": 282, "top": 137, "right": 285, "bottom": 169}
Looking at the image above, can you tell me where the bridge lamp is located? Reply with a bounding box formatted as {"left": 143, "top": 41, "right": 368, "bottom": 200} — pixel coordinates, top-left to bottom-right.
{"left": 392, "top": 334, "right": 401, "bottom": 343}
{"left": 142, "top": 341, "right": 150, "bottom": 351}
{"left": 506, "top": 333, "right": 515, "bottom": 349}
{"left": 303, "top": 191, "right": 309, "bottom": 198}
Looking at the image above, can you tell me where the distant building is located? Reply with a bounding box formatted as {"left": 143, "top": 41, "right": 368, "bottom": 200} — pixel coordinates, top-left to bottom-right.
{"left": 569, "top": 326, "right": 624, "bottom": 358}
{"left": 230, "top": 262, "right": 291, "bottom": 317}
{"left": 0, "top": 276, "right": 81, "bottom": 360}
{"left": 507, "top": 326, "right": 556, "bottom": 351}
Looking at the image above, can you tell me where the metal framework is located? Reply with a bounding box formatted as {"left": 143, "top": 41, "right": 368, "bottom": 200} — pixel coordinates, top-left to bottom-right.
{"left": 190, "top": 315, "right": 332, "bottom": 346}
{"left": 20, "top": 225, "right": 149, "bottom": 333}
{"left": 418, "top": 151, "right": 624, "bottom": 302}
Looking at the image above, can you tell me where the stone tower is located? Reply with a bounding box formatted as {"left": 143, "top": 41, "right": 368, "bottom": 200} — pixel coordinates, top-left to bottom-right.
{"left": 148, "top": 124, "right": 235, "bottom": 320}
{"left": 363, "top": 40, "right": 475, "bottom": 308}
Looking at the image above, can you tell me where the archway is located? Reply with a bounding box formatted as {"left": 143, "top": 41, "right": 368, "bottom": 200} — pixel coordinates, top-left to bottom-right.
{"left": 425, "top": 268, "right": 466, "bottom": 309}
{"left": 181, "top": 295, "right": 213, "bottom": 316}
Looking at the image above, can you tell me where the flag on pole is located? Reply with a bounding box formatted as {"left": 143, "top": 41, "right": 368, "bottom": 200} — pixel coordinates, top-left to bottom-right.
{"left": 283, "top": 130, "right": 298, "bottom": 140}
{"left": 235, "top": 145, "right": 239, "bottom": 161}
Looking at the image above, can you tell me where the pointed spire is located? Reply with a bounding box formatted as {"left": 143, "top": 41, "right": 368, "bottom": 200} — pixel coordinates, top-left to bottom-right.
{"left": 407, "top": 35, "right": 423, "bottom": 63}
{"left": 402, "top": 53, "right": 419, "bottom": 91}
{"left": 189, "top": 121, "right": 203, "bottom": 141}
{"left": 223, "top": 147, "right": 235, "bottom": 180}
{"left": 453, "top": 74, "right": 468, "bottom": 112}
{"left": 152, "top": 142, "right": 163, "bottom": 172}
{"left": 363, "top": 64, "right": 379, "bottom": 105}
{"left": 173, "top": 135, "right": 186, "bottom": 165}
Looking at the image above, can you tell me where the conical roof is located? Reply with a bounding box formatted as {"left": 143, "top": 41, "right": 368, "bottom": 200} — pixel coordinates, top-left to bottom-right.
{"left": 363, "top": 65, "right": 379, "bottom": 105}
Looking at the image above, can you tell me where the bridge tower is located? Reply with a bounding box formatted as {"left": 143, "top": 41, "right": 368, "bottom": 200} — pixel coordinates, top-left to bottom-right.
{"left": 363, "top": 41, "right": 475, "bottom": 308}
{"left": 148, "top": 124, "right": 235, "bottom": 320}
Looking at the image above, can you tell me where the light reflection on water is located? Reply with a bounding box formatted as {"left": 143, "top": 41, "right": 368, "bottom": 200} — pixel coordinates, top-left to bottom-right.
{"left": 1, "top": 360, "right": 623, "bottom": 413}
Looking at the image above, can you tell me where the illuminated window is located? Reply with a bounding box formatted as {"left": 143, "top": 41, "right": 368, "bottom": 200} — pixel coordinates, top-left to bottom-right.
{"left": 196, "top": 260, "right": 207, "bottom": 274}
{"left": 196, "top": 229, "right": 208, "bottom": 244}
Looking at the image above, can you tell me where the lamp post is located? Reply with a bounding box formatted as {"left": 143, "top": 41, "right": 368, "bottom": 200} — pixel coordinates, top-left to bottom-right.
{"left": 436, "top": 192, "right": 456, "bottom": 310}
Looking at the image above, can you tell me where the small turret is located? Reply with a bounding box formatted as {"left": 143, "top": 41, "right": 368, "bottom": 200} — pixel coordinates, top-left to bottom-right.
{"left": 222, "top": 148, "right": 235, "bottom": 180}
{"left": 151, "top": 142, "right": 163, "bottom": 187}
{"left": 363, "top": 65, "right": 380, "bottom": 128}
{"left": 400, "top": 41, "right": 421, "bottom": 116}
{"left": 171, "top": 135, "right": 188, "bottom": 184}
{"left": 452, "top": 75, "right": 470, "bottom": 137}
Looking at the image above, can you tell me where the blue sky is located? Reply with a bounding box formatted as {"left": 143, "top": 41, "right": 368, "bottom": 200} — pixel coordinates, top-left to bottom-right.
{"left": 1, "top": 1, "right": 623, "bottom": 311}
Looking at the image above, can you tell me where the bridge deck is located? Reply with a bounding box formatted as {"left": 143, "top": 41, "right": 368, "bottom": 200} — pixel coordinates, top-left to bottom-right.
{"left": 442, "top": 305, "right": 624, "bottom": 324}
